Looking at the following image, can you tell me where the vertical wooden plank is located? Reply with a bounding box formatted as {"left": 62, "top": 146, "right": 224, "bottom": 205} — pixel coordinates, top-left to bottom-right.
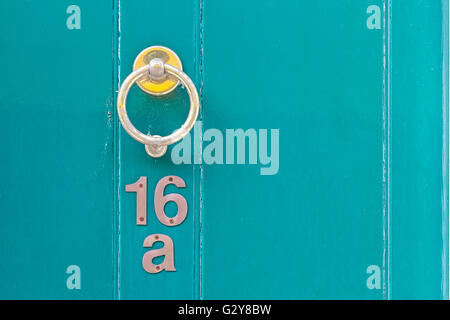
{"left": 202, "top": 0, "right": 386, "bottom": 299}
{"left": 391, "top": 0, "right": 448, "bottom": 299}
{"left": 0, "top": 1, "right": 115, "bottom": 298}
{"left": 117, "top": 0, "right": 201, "bottom": 299}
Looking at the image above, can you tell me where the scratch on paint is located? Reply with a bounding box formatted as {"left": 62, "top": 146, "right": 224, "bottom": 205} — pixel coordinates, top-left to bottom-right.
{"left": 115, "top": 0, "right": 122, "bottom": 300}
{"left": 199, "top": 0, "right": 204, "bottom": 300}
{"left": 381, "top": 0, "right": 391, "bottom": 301}
{"left": 442, "top": 0, "right": 449, "bottom": 300}
{"left": 387, "top": 0, "right": 392, "bottom": 300}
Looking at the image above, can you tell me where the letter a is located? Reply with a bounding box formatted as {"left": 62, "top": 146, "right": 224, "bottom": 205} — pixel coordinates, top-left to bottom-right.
{"left": 366, "top": 5, "right": 381, "bottom": 30}
{"left": 366, "top": 265, "right": 381, "bottom": 289}
{"left": 66, "top": 5, "right": 81, "bottom": 30}
{"left": 142, "top": 234, "right": 176, "bottom": 274}
{"left": 66, "top": 265, "right": 81, "bottom": 290}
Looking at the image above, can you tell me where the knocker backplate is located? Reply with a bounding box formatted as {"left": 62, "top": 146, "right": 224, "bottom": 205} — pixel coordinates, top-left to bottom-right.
{"left": 133, "top": 45, "right": 183, "bottom": 96}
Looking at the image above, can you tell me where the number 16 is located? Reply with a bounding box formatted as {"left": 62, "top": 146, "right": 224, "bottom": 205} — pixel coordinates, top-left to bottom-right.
{"left": 126, "top": 175, "right": 188, "bottom": 227}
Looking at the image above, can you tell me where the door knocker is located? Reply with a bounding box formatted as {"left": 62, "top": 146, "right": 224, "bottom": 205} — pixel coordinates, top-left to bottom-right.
{"left": 117, "top": 45, "right": 199, "bottom": 157}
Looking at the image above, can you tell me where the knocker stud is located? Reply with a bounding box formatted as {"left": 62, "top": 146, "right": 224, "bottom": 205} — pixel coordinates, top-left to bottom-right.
{"left": 117, "top": 45, "right": 200, "bottom": 158}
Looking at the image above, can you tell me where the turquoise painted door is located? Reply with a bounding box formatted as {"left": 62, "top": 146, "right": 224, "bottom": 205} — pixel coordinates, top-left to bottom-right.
{"left": 0, "top": 0, "right": 448, "bottom": 300}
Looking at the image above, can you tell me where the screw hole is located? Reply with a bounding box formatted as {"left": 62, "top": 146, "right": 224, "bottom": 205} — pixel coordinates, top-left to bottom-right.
{"left": 139, "top": 184, "right": 143, "bottom": 188}
{"left": 139, "top": 217, "right": 144, "bottom": 222}
{"left": 168, "top": 177, "right": 173, "bottom": 182}
{"left": 155, "top": 235, "right": 159, "bottom": 240}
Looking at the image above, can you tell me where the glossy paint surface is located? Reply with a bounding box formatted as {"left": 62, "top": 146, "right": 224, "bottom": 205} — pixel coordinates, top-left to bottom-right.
{"left": 202, "top": 0, "right": 385, "bottom": 299}
{"left": 0, "top": 1, "right": 115, "bottom": 299}
{"left": 0, "top": 0, "right": 447, "bottom": 299}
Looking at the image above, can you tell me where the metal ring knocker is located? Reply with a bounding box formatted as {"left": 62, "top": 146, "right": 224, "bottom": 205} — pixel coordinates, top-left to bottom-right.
{"left": 117, "top": 46, "right": 199, "bottom": 157}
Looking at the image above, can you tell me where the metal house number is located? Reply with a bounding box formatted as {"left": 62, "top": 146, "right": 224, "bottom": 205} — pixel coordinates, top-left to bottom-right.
{"left": 126, "top": 175, "right": 187, "bottom": 274}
